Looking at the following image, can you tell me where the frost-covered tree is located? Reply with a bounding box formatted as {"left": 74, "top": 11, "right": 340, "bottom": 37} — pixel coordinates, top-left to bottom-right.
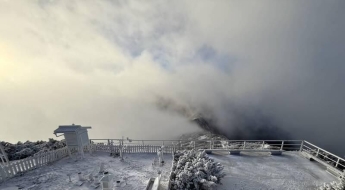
{"left": 319, "top": 170, "right": 345, "bottom": 190}
{"left": 170, "top": 150, "right": 226, "bottom": 190}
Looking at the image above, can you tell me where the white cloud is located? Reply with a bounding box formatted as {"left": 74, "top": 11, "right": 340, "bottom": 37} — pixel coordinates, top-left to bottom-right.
{"left": 0, "top": 0, "right": 344, "bottom": 155}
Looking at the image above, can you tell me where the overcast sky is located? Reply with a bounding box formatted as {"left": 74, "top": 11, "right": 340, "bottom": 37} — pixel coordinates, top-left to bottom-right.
{"left": 0, "top": 1, "right": 344, "bottom": 155}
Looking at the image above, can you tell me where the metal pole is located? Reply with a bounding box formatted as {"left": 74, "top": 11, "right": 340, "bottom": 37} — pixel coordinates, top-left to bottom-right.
{"left": 280, "top": 141, "right": 285, "bottom": 150}
{"left": 120, "top": 139, "right": 124, "bottom": 161}
{"left": 299, "top": 141, "right": 304, "bottom": 152}
{"left": 336, "top": 158, "right": 340, "bottom": 167}
{"left": 262, "top": 141, "right": 265, "bottom": 149}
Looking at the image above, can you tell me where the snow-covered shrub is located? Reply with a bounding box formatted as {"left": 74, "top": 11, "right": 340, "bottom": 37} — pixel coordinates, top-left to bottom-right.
{"left": 14, "top": 148, "right": 34, "bottom": 160}
{"left": 170, "top": 150, "right": 226, "bottom": 190}
{"left": 0, "top": 139, "right": 66, "bottom": 161}
{"left": 319, "top": 170, "right": 345, "bottom": 190}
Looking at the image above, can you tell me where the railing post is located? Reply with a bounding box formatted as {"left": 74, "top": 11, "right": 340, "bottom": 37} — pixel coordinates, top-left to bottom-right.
{"left": 299, "top": 141, "right": 304, "bottom": 152}
{"left": 316, "top": 148, "right": 320, "bottom": 157}
{"left": 67, "top": 147, "right": 72, "bottom": 158}
{"left": 280, "top": 141, "right": 285, "bottom": 150}
{"left": 243, "top": 141, "right": 246, "bottom": 150}
{"left": 336, "top": 158, "right": 340, "bottom": 167}
{"left": 262, "top": 141, "right": 265, "bottom": 149}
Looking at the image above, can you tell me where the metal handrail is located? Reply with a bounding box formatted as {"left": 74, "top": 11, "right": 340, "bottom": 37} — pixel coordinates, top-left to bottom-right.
{"left": 89, "top": 139, "right": 343, "bottom": 159}
{"left": 301, "top": 141, "right": 345, "bottom": 173}
{"left": 303, "top": 141, "right": 343, "bottom": 161}
{"left": 90, "top": 139, "right": 303, "bottom": 142}
{"left": 89, "top": 138, "right": 344, "bottom": 176}
{"left": 89, "top": 139, "right": 304, "bottom": 152}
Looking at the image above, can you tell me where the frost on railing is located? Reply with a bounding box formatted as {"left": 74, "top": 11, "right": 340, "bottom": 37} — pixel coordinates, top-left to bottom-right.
{"left": 301, "top": 141, "right": 345, "bottom": 175}
{"left": 211, "top": 141, "right": 271, "bottom": 150}
{"left": 88, "top": 139, "right": 304, "bottom": 155}
{"left": 196, "top": 140, "right": 302, "bottom": 151}
{"left": 90, "top": 143, "right": 175, "bottom": 154}
{"left": 0, "top": 146, "right": 73, "bottom": 182}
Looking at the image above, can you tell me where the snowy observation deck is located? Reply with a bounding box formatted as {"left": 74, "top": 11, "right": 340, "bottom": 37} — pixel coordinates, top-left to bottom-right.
{"left": 0, "top": 139, "right": 343, "bottom": 190}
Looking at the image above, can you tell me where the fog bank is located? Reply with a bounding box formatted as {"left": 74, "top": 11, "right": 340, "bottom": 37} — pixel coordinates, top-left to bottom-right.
{"left": 0, "top": 1, "right": 344, "bottom": 156}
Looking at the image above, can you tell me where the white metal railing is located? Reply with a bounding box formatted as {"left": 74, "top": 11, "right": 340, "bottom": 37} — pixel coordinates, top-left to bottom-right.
{"left": 90, "top": 139, "right": 344, "bottom": 176}
{"left": 89, "top": 143, "right": 175, "bottom": 154}
{"left": 0, "top": 146, "right": 77, "bottom": 182}
{"left": 89, "top": 139, "right": 303, "bottom": 152}
{"left": 301, "top": 141, "right": 345, "bottom": 175}
{"left": 206, "top": 140, "right": 303, "bottom": 151}
{"left": 89, "top": 139, "right": 176, "bottom": 154}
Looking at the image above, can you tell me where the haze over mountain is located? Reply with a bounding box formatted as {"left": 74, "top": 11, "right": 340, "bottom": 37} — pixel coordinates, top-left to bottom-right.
{"left": 0, "top": 1, "right": 344, "bottom": 156}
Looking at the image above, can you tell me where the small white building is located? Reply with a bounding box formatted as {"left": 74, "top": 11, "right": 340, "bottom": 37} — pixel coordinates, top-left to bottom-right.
{"left": 53, "top": 124, "right": 91, "bottom": 158}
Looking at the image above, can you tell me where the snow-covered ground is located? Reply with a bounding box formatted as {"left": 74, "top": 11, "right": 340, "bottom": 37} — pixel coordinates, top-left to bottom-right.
{"left": 212, "top": 151, "right": 336, "bottom": 190}
{"left": 0, "top": 152, "right": 172, "bottom": 190}
{"left": 0, "top": 150, "right": 338, "bottom": 190}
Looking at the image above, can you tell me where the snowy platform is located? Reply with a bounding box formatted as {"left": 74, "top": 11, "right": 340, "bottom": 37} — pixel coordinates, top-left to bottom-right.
{"left": 0, "top": 150, "right": 338, "bottom": 190}
{"left": 0, "top": 152, "right": 172, "bottom": 190}
{"left": 211, "top": 151, "right": 337, "bottom": 190}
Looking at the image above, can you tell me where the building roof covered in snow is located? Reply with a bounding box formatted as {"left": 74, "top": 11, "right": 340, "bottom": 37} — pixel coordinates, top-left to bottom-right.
{"left": 54, "top": 125, "right": 91, "bottom": 134}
